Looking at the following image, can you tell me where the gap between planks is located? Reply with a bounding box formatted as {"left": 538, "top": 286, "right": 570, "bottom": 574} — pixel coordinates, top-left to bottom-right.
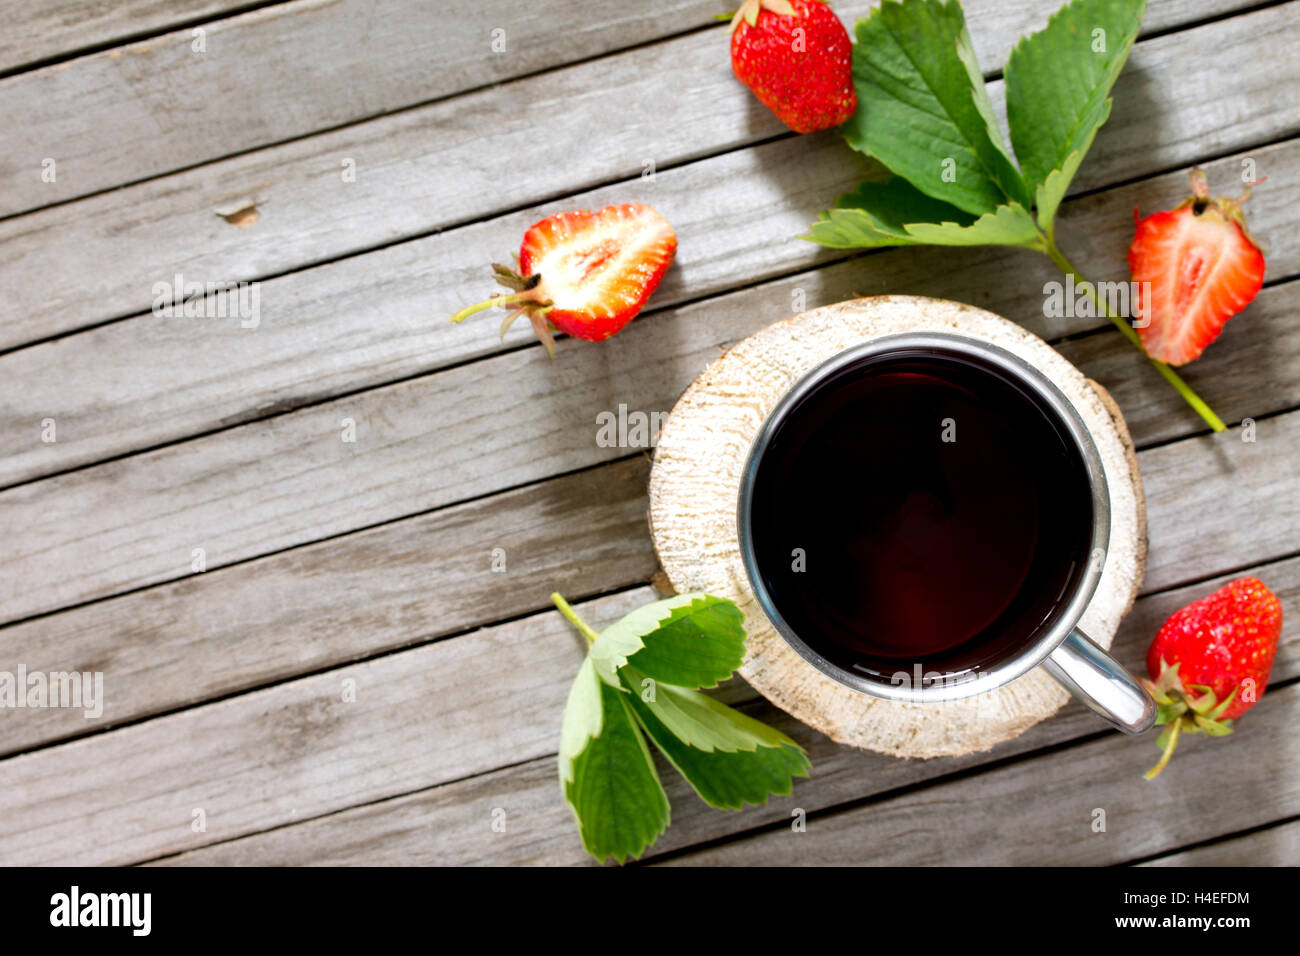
{"left": 0, "top": 0, "right": 740, "bottom": 216}
{"left": 1, "top": 135, "right": 1297, "bottom": 494}
{"left": 0, "top": 0, "right": 1289, "bottom": 868}
{"left": 3, "top": 382, "right": 1299, "bottom": 758}
{"left": 653, "top": 679, "right": 1300, "bottom": 866}
{"left": 0, "top": 1, "right": 292, "bottom": 77}
{"left": 0, "top": 1, "right": 1292, "bottom": 349}
{"left": 1, "top": 239, "right": 1296, "bottom": 625}
{"left": 143, "top": 559, "right": 1300, "bottom": 866}
{"left": 1, "top": 409, "right": 1298, "bottom": 865}
{"left": 1135, "top": 816, "right": 1300, "bottom": 865}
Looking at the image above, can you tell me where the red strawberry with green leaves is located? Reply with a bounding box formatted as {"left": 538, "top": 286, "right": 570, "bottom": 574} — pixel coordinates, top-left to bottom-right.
{"left": 449, "top": 203, "right": 677, "bottom": 356}
{"left": 1128, "top": 167, "right": 1266, "bottom": 366}
{"left": 730, "top": 0, "right": 856, "bottom": 135}
{"left": 1143, "top": 577, "right": 1282, "bottom": 780}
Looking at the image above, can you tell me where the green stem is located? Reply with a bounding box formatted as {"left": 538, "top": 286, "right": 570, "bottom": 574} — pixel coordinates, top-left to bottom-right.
{"left": 449, "top": 291, "right": 533, "bottom": 324}
{"left": 1144, "top": 717, "right": 1181, "bottom": 781}
{"left": 1043, "top": 243, "right": 1227, "bottom": 433}
{"left": 551, "top": 592, "right": 599, "bottom": 644}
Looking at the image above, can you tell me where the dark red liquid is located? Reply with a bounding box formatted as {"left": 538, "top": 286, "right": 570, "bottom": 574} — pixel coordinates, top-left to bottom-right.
{"left": 748, "top": 348, "right": 1093, "bottom": 681}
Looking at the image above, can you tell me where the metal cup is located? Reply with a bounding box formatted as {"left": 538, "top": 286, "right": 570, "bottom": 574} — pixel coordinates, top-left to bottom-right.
{"left": 737, "top": 331, "right": 1156, "bottom": 734}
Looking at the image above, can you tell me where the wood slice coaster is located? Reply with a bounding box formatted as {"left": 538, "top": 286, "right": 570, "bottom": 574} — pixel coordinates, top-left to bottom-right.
{"left": 648, "top": 296, "right": 1147, "bottom": 759}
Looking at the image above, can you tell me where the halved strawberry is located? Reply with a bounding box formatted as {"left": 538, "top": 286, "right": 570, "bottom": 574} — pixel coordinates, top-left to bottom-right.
{"left": 1128, "top": 168, "right": 1266, "bottom": 366}
{"left": 449, "top": 203, "right": 676, "bottom": 356}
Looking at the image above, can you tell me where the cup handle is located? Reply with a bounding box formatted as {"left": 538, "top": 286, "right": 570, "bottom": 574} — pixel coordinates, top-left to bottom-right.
{"left": 1042, "top": 628, "right": 1157, "bottom": 734}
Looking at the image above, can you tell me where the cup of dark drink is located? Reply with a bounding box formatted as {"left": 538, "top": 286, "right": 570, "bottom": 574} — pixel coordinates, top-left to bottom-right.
{"left": 737, "top": 331, "right": 1157, "bottom": 733}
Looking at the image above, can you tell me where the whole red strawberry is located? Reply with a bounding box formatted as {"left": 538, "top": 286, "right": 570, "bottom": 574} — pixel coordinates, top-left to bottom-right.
{"left": 1143, "top": 577, "right": 1282, "bottom": 779}
{"left": 1128, "top": 167, "right": 1266, "bottom": 366}
{"left": 449, "top": 203, "right": 676, "bottom": 356}
{"left": 730, "top": 0, "right": 856, "bottom": 134}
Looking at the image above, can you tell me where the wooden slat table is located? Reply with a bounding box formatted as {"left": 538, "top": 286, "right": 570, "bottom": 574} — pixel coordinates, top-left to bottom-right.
{"left": 0, "top": 0, "right": 1296, "bottom": 867}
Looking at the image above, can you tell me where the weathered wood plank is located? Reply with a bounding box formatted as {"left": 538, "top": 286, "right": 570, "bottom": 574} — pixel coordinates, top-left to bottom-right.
{"left": 658, "top": 682, "right": 1300, "bottom": 865}
{"left": 0, "top": 587, "right": 656, "bottom": 865}
{"left": 6, "top": 432, "right": 1299, "bottom": 865}
{"left": 0, "top": 0, "right": 732, "bottom": 217}
{"left": 0, "top": 0, "right": 1279, "bottom": 874}
{"left": 1138, "top": 820, "right": 1300, "bottom": 866}
{"left": 1055, "top": 278, "right": 1300, "bottom": 446}
{"left": 1136, "top": 413, "right": 1299, "bottom": 593}
{"left": 0, "top": 0, "right": 261, "bottom": 74}
{"left": 0, "top": 457, "right": 655, "bottom": 756}
{"left": 5, "top": 280, "right": 1296, "bottom": 753}
{"left": 4, "top": 133, "right": 1297, "bottom": 489}
{"left": 3, "top": 241, "right": 1297, "bottom": 625}
{"left": 149, "top": 554, "right": 1300, "bottom": 865}
{"left": 0, "top": 1, "right": 1290, "bottom": 347}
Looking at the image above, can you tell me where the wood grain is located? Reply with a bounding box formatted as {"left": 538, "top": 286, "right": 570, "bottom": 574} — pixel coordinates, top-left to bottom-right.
{"left": 3, "top": 135, "right": 1297, "bottom": 488}
{"left": 6, "top": 285, "right": 1295, "bottom": 755}
{"left": 0, "top": 457, "right": 655, "bottom": 755}
{"left": 1139, "top": 820, "right": 1300, "bottom": 866}
{"left": 0, "top": 0, "right": 261, "bottom": 74}
{"left": 1055, "top": 280, "right": 1300, "bottom": 447}
{"left": 0, "top": 586, "right": 656, "bottom": 866}
{"left": 659, "top": 682, "right": 1299, "bottom": 865}
{"left": 0, "top": 0, "right": 734, "bottom": 217}
{"left": 152, "top": 555, "right": 1300, "bottom": 865}
{"left": 0, "top": 0, "right": 1292, "bottom": 869}
{"left": 3, "top": 265, "right": 1297, "bottom": 625}
{"left": 5, "top": 422, "right": 1298, "bottom": 865}
{"left": 1, "top": 2, "right": 1292, "bottom": 348}
{"left": 1137, "top": 412, "right": 1299, "bottom": 593}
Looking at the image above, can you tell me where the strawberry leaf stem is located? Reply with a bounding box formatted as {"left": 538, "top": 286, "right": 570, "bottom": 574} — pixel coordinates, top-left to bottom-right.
{"left": 552, "top": 592, "right": 600, "bottom": 644}
{"left": 1043, "top": 242, "right": 1227, "bottom": 433}
{"left": 1144, "top": 717, "right": 1181, "bottom": 780}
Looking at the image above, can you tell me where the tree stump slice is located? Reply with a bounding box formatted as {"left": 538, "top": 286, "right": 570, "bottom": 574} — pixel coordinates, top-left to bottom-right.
{"left": 647, "top": 296, "right": 1147, "bottom": 759}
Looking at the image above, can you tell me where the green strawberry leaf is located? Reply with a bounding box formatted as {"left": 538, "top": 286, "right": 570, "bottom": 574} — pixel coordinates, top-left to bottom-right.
{"left": 806, "top": 178, "right": 1040, "bottom": 249}
{"left": 623, "top": 678, "right": 810, "bottom": 810}
{"left": 559, "top": 658, "right": 670, "bottom": 864}
{"left": 553, "top": 591, "right": 811, "bottom": 862}
{"left": 623, "top": 665, "right": 799, "bottom": 753}
{"left": 588, "top": 593, "right": 745, "bottom": 689}
{"left": 902, "top": 202, "right": 1041, "bottom": 247}
{"left": 842, "top": 0, "right": 1030, "bottom": 216}
{"left": 1004, "top": 0, "right": 1147, "bottom": 231}
{"left": 558, "top": 656, "right": 603, "bottom": 785}
{"left": 838, "top": 178, "right": 979, "bottom": 230}
{"left": 805, "top": 178, "right": 973, "bottom": 247}
{"left": 632, "top": 596, "right": 746, "bottom": 688}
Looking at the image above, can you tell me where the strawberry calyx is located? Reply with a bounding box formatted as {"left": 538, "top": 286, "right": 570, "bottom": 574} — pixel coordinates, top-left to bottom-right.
{"left": 448, "top": 261, "right": 560, "bottom": 358}
{"left": 1146, "top": 166, "right": 1266, "bottom": 251}
{"left": 730, "top": 0, "right": 798, "bottom": 32}
{"left": 1142, "top": 658, "right": 1237, "bottom": 780}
